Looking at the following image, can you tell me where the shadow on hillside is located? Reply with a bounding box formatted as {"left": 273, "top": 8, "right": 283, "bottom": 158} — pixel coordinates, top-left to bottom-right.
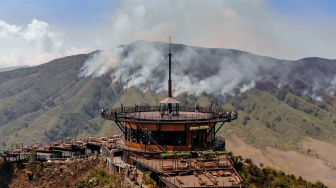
{"left": 0, "top": 161, "right": 15, "bottom": 188}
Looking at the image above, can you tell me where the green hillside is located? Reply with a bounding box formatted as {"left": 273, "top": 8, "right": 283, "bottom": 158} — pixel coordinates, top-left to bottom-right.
{"left": 219, "top": 88, "right": 336, "bottom": 151}
{"left": 0, "top": 41, "right": 336, "bottom": 186}
{"left": 1, "top": 54, "right": 335, "bottom": 152}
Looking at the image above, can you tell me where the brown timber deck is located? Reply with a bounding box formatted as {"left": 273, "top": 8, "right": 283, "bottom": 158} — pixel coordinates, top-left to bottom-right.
{"left": 127, "top": 153, "right": 242, "bottom": 187}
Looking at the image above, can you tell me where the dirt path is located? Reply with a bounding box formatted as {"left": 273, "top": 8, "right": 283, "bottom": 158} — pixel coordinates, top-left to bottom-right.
{"left": 225, "top": 129, "right": 336, "bottom": 187}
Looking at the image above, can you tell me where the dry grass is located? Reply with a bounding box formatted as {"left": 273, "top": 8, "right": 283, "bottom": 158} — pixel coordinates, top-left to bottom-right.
{"left": 225, "top": 129, "right": 336, "bottom": 187}
{"left": 7, "top": 157, "right": 109, "bottom": 188}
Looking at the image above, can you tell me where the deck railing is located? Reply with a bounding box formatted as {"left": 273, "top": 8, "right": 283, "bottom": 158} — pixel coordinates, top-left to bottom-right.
{"left": 130, "top": 153, "right": 162, "bottom": 172}
{"left": 102, "top": 105, "right": 237, "bottom": 122}
{"left": 104, "top": 105, "right": 235, "bottom": 114}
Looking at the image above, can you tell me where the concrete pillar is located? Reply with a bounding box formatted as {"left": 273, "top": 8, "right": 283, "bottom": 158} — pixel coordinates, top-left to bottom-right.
{"left": 109, "top": 149, "right": 118, "bottom": 173}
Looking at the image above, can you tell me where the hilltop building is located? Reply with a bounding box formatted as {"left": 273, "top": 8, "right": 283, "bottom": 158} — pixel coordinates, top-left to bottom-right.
{"left": 102, "top": 42, "right": 241, "bottom": 187}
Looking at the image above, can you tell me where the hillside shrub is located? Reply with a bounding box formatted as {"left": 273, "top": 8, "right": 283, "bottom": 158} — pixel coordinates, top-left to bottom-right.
{"left": 286, "top": 97, "right": 298, "bottom": 109}
{"left": 242, "top": 116, "right": 250, "bottom": 125}
{"left": 231, "top": 153, "right": 327, "bottom": 188}
{"left": 74, "top": 168, "right": 128, "bottom": 188}
{"left": 276, "top": 89, "right": 287, "bottom": 101}
{"left": 304, "top": 108, "right": 313, "bottom": 115}
{"left": 318, "top": 103, "right": 326, "bottom": 110}
{"left": 142, "top": 171, "right": 157, "bottom": 187}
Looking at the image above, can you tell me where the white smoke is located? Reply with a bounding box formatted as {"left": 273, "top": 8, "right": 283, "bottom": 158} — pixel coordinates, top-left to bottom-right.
{"left": 79, "top": 41, "right": 167, "bottom": 90}
{"left": 311, "top": 93, "right": 324, "bottom": 102}
{"left": 240, "top": 81, "right": 256, "bottom": 94}
{"left": 326, "top": 76, "right": 336, "bottom": 95}
{"left": 277, "top": 83, "right": 283, "bottom": 88}
{"left": 79, "top": 41, "right": 278, "bottom": 96}
{"left": 79, "top": 47, "right": 123, "bottom": 77}
{"left": 79, "top": 40, "right": 336, "bottom": 101}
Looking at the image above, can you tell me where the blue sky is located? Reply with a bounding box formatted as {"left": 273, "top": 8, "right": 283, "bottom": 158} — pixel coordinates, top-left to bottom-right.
{"left": 1, "top": 0, "right": 336, "bottom": 68}
{"left": 0, "top": 0, "right": 116, "bottom": 27}
{"left": 269, "top": 0, "right": 336, "bottom": 19}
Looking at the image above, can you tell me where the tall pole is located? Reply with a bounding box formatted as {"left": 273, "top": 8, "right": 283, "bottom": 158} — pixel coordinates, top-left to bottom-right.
{"left": 168, "top": 37, "right": 172, "bottom": 112}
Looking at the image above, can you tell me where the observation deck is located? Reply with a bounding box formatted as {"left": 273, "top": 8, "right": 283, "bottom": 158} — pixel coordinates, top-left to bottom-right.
{"left": 101, "top": 104, "right": 237, "bottom": 153}
{"left": 101, "top": 105, "right": 237, "bottom": 124}
{"left": 101, "top": 41, "right": 242, "bottom": 187}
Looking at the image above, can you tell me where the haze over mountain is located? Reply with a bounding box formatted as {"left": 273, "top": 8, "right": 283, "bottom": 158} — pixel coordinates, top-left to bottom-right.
{"left": 0, "top": 65, "right": 30, "bottom": 73}
{"left": 80, "top": 41, "right": 336, "bottom": 99}
{"left": 0, "top": 41, "right": 336, "bottom": 186}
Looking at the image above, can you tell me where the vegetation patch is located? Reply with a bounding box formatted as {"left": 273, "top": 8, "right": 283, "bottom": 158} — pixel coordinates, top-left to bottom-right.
{"left": 229, "top": 152, "right": 326, "bottom": 188}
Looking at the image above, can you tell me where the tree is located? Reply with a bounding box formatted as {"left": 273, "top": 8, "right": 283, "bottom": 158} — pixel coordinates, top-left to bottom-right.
{"left": 242, "top": 116, "right": 251, "bottom": 125}
{"left": 276, "top": 89, "right": 287, "bottom": 101}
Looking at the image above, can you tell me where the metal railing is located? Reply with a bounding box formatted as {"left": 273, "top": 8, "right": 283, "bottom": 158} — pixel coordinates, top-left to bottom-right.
{"left": 130, "top": 153, "right": 161, "bottom": 172}
{"left": 104, "top": 105, "right": 236, "bottom": 115}
{"left": 102, "top": 105, "right": 237, "bottom": 123}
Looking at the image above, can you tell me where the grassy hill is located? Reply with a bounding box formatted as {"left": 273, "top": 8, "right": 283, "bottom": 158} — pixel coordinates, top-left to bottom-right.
{"left": 220, "top": 88, "right": 336, "bottom": 150}
{"left": 0, "top": 41, "right": 335, "bottom": 186}
{"left": 0, "top": 53, "right": 121, "bottom": 146}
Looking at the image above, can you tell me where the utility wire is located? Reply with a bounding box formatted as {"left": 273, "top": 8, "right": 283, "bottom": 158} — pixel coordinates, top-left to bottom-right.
{"left": 144, "top": 54, "right": 169, "bottom": 82}
{"left": 172, "top": 54, "right": 189, "bottom": 76}
{"left": 143, "top": 53, "right": 190, "bottom": 92}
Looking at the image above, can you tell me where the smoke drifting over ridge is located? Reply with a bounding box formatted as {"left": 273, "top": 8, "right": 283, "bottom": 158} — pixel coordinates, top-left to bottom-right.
{"left": 79, "top": 41, "right": 287, "bottom": 97}
{"left": 77, "top": 1, "right": 336, "bottom": 99}
{"left": 79, "top": 41, "right": 336, "bottom": 99}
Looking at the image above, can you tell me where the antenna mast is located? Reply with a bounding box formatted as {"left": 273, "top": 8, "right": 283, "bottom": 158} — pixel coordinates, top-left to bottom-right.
{"left": 168, "top": 36, "right": 172, "bottom": 112}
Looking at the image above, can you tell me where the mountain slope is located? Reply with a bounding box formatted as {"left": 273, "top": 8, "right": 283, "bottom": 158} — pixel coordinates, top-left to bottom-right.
{"left": 0, "top": 41, "right": 336, "bottom": 186}
{"left": 0, "top": 53, "right": 122, "bottom": 145}
{"left": 0, "top": 41, "right": 335, "bottom": 147}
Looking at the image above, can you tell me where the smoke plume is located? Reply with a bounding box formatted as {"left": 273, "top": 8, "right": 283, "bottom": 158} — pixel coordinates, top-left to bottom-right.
{"left": 80, "top": 41, "right": 274, "bottom": 96}
{"left": 79, "top": 41, "right": 336, "bottom": 99}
